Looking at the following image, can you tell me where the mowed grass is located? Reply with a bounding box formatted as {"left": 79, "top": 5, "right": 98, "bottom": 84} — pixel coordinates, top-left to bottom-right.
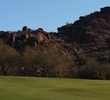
{"left": 0, "top": 76, "right": 110, "bottom": 100}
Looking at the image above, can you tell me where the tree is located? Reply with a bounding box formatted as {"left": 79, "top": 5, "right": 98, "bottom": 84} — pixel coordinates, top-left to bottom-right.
{"left": 22, "top": 46, "right": 39, "bottom": 76}
{"left": 22, "top": 46, "right": 76, "bottom": 77}
{"left": 34, "top": 47, "right": 73, "bottom": 77}
{"left": 0, "top": 39, "right": 21, "bottom": 75}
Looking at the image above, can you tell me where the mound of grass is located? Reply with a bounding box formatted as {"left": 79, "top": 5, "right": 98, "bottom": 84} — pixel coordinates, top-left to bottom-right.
{"left": 0, "top": 76, "right": 110, "bottom": 100}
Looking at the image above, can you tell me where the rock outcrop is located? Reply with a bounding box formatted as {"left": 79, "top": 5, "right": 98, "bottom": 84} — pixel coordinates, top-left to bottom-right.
{"left": 57, "top": 6, "right": 110, "bottom": 63}
{"left": 0, "top": 26, "right": 68, "bottom": 54}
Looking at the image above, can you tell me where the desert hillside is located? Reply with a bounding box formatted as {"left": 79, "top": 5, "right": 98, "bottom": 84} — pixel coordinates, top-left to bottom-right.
{"left": 0, "top": 7, "right": 110, "bottom": 79}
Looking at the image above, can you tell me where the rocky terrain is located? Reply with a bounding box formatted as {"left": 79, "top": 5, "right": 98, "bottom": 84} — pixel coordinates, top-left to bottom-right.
{"left": 1, "top": 6, "right": 110, "bottom": 64}
{"left": 57, "top": 6, "right": 110, "bottom": 64}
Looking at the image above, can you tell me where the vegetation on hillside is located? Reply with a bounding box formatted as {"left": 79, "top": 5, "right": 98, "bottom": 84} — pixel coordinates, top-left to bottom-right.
{"left": 0, "top": 7, "right": 110, "bottom": 79}
{"left": 57, "top": 7, "right": 110, "bottom": 64}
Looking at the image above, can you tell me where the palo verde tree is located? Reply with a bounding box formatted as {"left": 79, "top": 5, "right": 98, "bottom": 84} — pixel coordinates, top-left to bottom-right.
{"left": 22, "top": 46, "right": 77, "bottom": 77}
{"left": 22, "top": 46, "right": 39, "bottom": 76}
{"left": 0, "top": 39, "right": 21, "bottom": 75}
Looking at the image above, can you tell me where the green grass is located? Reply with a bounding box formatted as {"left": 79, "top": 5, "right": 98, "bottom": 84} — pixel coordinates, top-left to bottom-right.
{"left": 0, "top": 76, "right": 110, "bottom": 100}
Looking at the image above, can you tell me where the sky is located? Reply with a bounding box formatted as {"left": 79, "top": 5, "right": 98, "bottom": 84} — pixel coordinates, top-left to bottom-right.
{"left": 0, "top": 0, "right": 110, "bottom": 32}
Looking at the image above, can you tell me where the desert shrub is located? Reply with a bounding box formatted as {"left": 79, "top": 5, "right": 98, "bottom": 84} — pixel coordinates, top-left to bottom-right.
{"left": 78, "top": 59, "right": 110, "bottom": 79}
{"left": 0, "top": 39, "right": 21, "bottom": 75}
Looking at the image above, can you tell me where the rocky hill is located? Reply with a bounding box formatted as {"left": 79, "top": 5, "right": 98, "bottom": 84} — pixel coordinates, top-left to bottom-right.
{"left": 57, "top": 6, "right": 110, "bottom": 64}
{"left": 1, "top": 6, "right": 110, "bottom": 64}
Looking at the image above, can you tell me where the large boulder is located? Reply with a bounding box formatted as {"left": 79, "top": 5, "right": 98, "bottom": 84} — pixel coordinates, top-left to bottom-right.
{"left": 22, "top": 26, "right": 28, "bottom": 31}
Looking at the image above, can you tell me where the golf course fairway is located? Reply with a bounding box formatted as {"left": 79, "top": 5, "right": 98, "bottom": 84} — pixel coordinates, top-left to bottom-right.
{"left": 0, "top": 76, "right": 110, "bottom": 100}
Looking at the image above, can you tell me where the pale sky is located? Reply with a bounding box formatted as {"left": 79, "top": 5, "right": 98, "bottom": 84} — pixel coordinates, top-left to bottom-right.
{"left": 0, "top": 0, "right": 110, "bottom": 32}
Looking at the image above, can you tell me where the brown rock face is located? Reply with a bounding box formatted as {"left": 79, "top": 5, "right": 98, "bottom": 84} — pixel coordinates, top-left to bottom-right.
{"left": 23, "top": 28, "right": 50, "bottom": 43}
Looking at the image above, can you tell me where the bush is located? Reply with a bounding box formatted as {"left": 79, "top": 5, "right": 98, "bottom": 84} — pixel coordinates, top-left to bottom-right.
{"left": 78, "top": 59, "right": 110, "bottom": 79}
{"left": 0, "top": 39, "right": 21, "bottom": 75}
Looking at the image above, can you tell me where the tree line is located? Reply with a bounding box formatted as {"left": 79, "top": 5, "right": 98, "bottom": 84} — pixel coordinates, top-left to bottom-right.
{"left": 0, "top": 39, "right": 110, "bottom": 80}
